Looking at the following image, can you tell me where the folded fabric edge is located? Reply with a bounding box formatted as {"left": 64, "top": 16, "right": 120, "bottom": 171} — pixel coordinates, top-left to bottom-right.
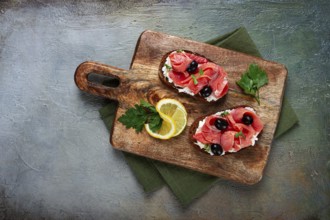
{"left": 98, "top": 104, "right": 166, "bottom": 192}
{"left": 123, "top": 153, "right": 165, "bottom": 193}
{"left": 204, "top": 27, "right": 241, "bottom": 45}
{"left": 211, "top": 26, "right": 262, "bottom": 58}
{"left": 152, "top": 160, "right": 220, "bottom": 207}
{"left": 274, "top": 98, "right": 299, "bottom": 138}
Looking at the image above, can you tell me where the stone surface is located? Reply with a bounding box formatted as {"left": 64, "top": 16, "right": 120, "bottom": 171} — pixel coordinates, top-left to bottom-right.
{"left": 0, "top": 0, "right": 329, "bottom": 219}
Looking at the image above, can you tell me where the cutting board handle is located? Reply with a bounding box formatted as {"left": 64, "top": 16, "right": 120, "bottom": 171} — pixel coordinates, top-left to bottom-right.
{"left": 74, "top": 61, "right": 134, "bottom": 102}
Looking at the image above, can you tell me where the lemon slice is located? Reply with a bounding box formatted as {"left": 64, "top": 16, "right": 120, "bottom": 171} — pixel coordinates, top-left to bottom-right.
{"left": 156, "top": 98, "right": 187, "bottom": 116}
{"left": 156, "top": 98, "right": 187, "bottom": 137}
{"left": 170, "top": 107, "right": 187, "bottom": 136}
{"left": 145, "top": 114, "right": 176, "bottom": 140}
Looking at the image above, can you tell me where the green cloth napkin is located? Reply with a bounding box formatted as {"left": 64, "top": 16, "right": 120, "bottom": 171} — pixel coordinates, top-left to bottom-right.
{"left": 99, "top": 27, "right": 298, "bottom": 206}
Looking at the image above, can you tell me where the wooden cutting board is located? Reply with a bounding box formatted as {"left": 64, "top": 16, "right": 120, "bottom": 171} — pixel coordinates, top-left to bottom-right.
{"left": 74, "top": 30, "right": 287, "bottom": 185}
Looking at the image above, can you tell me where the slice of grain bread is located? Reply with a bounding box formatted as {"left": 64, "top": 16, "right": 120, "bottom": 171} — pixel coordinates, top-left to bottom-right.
{"left": 158, "top": 50, "right": 224, "bottom": 103}
{"left": 189, "top": 106, "right": 260, "bottom": 156}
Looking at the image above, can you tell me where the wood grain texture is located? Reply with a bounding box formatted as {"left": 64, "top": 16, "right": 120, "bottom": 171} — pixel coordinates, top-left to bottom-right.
{"left": 75, "top": 30, "right": 287, "bottom": 185}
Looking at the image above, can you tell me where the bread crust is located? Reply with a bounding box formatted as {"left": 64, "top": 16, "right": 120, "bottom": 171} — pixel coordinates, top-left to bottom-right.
{"left": 158, "top": 50, "right": 224, "bottom": 103}
{"left": 189, "top": 114, "right": 209, "bottom": 154}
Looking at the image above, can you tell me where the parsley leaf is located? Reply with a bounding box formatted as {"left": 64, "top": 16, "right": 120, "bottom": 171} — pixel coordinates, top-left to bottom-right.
{"left": 248, "top": 64, "right": 269, "bottom": 89}
{"left": 147, "top": 113, "right": 163, "bottom": 132}
{"left": 236, "top": 63, "right": 268, "bottom": 105}
{"left": 220, "top": 111, "right": 230, "bottom": 117}
{"left": 234, "top": 131, "right": 246, "bottom": 138}
{"left": 191, "top": 75, "right": 198, "bottom": 85}
{"left": 118, "top": 100, "right": 163, "bottom": 133}
{"left": 140, "top": 100, "right": 156, "bottom": 112}
{"left": 203, "top": 144, "right": 212, "bottom": 154}
{"left": 164, "top": 64, "right": 172, "bottom": 70}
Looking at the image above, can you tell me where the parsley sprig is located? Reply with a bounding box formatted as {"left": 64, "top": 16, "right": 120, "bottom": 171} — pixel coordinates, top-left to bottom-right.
{"left": 203, "top": 144, "right": 212, "bottom": 154}
{"left": 118, "top": 100, "right": 163, "bottom": 133}
{"left": 236, "top": 64, "right": 268, "bottom": 105}
{"left": 164, "top": 64, "right": 172, "bottom": 70}
{"left": 190, "top": 70, "right": 204, "bottom": 85}
{"left": 235, "top": 131, "right": 246, "bottom": 138}
{"left": 220, "top": 111, "right": 230, "bottom": 117}
{"left": 191, "top": 75, "right": 198, "bottom": 85}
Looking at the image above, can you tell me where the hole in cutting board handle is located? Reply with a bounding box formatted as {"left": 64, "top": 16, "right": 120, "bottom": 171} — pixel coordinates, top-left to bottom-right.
{"left": 87, "top": 72, "right": 120, "bottom": 87}
{"left": 74, "top": 61, "right": 132, "bottom": 101}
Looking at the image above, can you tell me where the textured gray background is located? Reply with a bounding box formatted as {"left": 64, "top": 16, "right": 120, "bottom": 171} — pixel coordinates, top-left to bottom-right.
{"left": 0, "top": 0, "right": 329, "bottom": 219}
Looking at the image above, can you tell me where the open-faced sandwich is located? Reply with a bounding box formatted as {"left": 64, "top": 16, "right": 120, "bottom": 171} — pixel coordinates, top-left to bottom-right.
{"left": 189, "top": 107, "right": 264, "bottom": 156}
{"left": 159, "top": 50, "right": 229, "bottom": 102}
